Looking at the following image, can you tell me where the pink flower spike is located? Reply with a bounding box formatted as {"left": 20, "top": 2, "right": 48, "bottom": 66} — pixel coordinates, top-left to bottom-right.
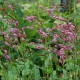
{"left": 6, "top": 19, "right": 12, "bottom": 24}
{"left": 3, "top": 50, "right": 8, "bottom": 54}
{"left": 35, "top": 46, "right": 44, "bottom": 50}
{"left": 58, "top": 48, "right": 65, "bottom": 55}
{"left": 52, "top": 34, "right": 59, "bottom": 43}
{"left": 13, "top": 33, "right": 18, "bottom": 37}
{"left": 59, "top": 59, "right": 63, "bottom": 64}
{"left": 6, "top": 1, "right": 14, "bottom": 11}
{"left": 21, "top": 28, "right": 25, "bottom": 31}
{"left": 10, "top": 28, "right": 18, "bottom": 33}
{"left": 14, "top": 20, "right": 19, "bottom": 26}
{"left": 24, "top": 16, "right": 36, "bottom": 22}
{"left": 21, "top": 37, "right": 25, "bottom": 42}
{"left": 17, "top": 33, "right": 21, "bottom": 37}
{"left": 1, "top": 32, "right": 6, "bottom": 35}
{"left": 38, "top": 29, "right": 48, "bottom": 38}
{"left": 30, "top": 42, "right": 35, "bottom": 44}
{"left": 4, "top": 54, "right": 10, "bottom": 61}
{"left": 5, "top": 42, "right": 10, "bottom": 46}
{"left": 38, "top": 39, "right": 43, "bottom": 43}
{"left": 46, "top": 9, "right": 53, "bottom": 13}
{"left": 8, "top": 4, "right": 14, "bottom": 10}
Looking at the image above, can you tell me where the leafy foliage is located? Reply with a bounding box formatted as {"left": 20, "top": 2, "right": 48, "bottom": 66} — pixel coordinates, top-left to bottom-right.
{"left": 0, "top": 0, "right": 80, "bottom": 80}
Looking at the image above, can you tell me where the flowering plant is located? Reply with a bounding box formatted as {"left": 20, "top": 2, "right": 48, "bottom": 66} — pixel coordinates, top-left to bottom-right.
{"left": 0, "top": 1, "right": 80, "bottom": 80}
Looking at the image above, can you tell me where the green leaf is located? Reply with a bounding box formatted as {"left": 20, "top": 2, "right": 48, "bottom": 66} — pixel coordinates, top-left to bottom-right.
{"left": 15, "top": 6, "right": 23, "bottom": 17}
{"left": 54, "top": 20, "right": 66, "bottom": 24}
{"left": 7, "top": 66, "right": 18, "bottom": 80}
{"left": 0, "top": 50, "right": 3, "bottom": 55}
{"left": 52, "top": 0, "right": 60, "bottom": 5}
{"left": 26, "top": 43, "right": 44, "bottom": 49}
{"left": 0, "top": 0, "right": 3, "bottom": 4}
{"left": 8, "top": 68, "right": 14, "bottom": 80}
{"left": 33, "top": 66, "right": 40, "bottom": 80}
{"left": 49, "top": 71, "right": 58, "bottom": 80}
{"left": 25, "top": 27, "right": 37, "bottom": 38}
{"left": 0, "top": 69, "right": 3, "bottom": 76}
{"left": 22, "top": 60, "right": 30, "bottom": 76}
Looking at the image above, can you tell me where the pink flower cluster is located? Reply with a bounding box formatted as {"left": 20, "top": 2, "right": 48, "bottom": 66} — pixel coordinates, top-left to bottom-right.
{"left": 52, "top": 34, "right": 59, "bottom": 43}
{"left": 1, "top": 5, "right": 77, "bottom": 64}
{"left": 38, "top": 29, "right": 48, "bottom": 38}
{"left": 5, "top": 19, "right": 19, "bottom": 27}
{"left": 10, "top": 28, "right": 26, "bottom": 42}
{"left": 3, "top": 50, "right": 10, "bottom": 61}
{"left": 56, "top": 23, "right": 77, "bottom": 42}
{"left": 6, "top": 19, "right": 12, "bottom": 24}
{"left": 52, "top": 23, "right": 76, "bottom": 63}
{"left": 14, "top": 20, "right": 19, "bottom": 26}
{"left": 38, "top": 6, "right": 77, "bottom": 63}
{"left": 24, "top": 16, "right": 36, "bottom": 22}
{"left": 35, "top": 46, "right": 44, "bottom": 50}
{"left": 1, "top": 27, "right": 26, "bottom": 49}
{"left": 54, "top": 44, "right": 73, "bottom": 63}
{"left": 58, "top": 48, "right": 65, "bottom": 63}
{"left": 6, "top": 1, "right": 14, "bottom": 11}
{"left": 39, "top": 5, "right": 66, "bottom": 22}
{"left": 1, "top": 33, "right": 12, "bottom": 47}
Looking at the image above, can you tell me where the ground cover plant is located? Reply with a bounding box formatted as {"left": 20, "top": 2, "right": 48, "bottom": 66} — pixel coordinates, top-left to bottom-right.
{"left": 0, "top": 0, "right": 80, "bottom": 80}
